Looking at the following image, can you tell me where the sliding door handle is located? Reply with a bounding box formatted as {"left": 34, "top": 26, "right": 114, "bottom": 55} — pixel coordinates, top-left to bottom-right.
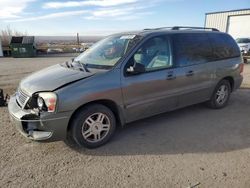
{"left": 186, "top": 70, "right": 194, "bottom": 76}
{"left": 166, "top": 72, "right": 176, "bottom": 80}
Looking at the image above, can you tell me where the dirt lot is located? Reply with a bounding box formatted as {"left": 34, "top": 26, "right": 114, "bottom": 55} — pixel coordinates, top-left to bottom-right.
{"left": 0, "top": 57, "right": 250, "bottom": 188}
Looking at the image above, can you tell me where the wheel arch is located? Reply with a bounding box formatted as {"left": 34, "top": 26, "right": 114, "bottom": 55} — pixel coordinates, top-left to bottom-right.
{"left": 67, "top": 99, "right": 125, "bottom": 132}
{"left": 221, "top": 76, "right": 234, "bottom": 91}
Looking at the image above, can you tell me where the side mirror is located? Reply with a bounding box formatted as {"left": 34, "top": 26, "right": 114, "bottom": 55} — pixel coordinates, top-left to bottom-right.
{"left": 126, "top": 63, "right": 145, "bottom": 75}
{"left": 71, "top": 58, "right": 75, "bottom": 62}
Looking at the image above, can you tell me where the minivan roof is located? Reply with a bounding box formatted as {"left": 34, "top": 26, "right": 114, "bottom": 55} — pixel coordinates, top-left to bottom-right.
{"left": 114, "top": 26, "right": 221, "bottom": 37}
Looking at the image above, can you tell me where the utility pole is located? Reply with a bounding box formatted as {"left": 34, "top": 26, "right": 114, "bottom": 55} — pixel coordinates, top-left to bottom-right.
{"left": 77, "top": 33, "right": 80, "bottom": 51}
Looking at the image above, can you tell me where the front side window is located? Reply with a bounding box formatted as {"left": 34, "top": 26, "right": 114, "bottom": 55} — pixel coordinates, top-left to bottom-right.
{"left": 74, "top": 34, "right": 142, "bottom": 69}
{"left": 132, "top": 36, "right": 172, "bottom": 71}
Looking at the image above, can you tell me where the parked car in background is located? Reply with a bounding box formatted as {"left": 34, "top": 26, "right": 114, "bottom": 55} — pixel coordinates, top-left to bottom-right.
{"left": 8, "top": 26, "right": 243, "bottom": 148}
{"left": 236, "top": 38, "right": 250, "bottom": 55}
{"left": 47, "top": 48, "right": 63, "bottom": 54}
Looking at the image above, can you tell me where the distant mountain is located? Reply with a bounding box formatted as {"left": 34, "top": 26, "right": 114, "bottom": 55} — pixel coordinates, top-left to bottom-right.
{"left": 35, "top": 36, "right": 104, "bottom": 43}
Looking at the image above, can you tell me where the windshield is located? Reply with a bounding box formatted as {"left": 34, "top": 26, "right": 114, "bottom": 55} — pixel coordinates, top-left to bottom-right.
{"left": 74, "top": 34, "right": 142, "bottom": 69}
{"left": 236, "top": 38, "right": 250, "bottom": 43}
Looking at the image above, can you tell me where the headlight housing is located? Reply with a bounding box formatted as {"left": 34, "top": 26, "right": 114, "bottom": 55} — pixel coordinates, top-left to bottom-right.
{"left": 37, "top": 92, "right": 57, "bottom": 112}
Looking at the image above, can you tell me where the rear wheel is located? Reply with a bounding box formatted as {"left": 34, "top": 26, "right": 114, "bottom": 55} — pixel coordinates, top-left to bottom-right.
{"left": 68, "top": 104, "right": 116, "bottom": 148}
{"left": 206, "top": 80, "right": 231, "bottom": 109}
{"left": 244, "top": 58, "right": 249, "bottom": 64}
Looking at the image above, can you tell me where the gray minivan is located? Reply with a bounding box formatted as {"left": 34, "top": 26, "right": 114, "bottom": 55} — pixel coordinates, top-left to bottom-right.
{"left": 8, "top": 26, "right": 244, "bottom": 148}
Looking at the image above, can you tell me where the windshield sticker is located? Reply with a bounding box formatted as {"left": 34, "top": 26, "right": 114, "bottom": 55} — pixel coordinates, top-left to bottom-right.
{"left": 120, "top": 35, "right": 136, "bottom": 40}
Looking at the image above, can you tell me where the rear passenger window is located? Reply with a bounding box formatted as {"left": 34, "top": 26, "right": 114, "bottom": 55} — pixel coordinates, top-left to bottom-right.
{"left": 208, "top": 33, "right": 240, "bottom": 60}
{"left": 173, "top": 33, "right": 213, "bottom": 67}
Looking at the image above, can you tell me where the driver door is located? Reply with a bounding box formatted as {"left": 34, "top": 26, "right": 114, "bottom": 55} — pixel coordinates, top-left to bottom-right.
{"left": 121, "top": 35, "right": 178, "bottom": 122}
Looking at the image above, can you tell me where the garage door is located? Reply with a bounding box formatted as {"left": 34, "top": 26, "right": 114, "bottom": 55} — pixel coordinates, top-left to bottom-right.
{"left": 228, "top": 14, "right": 250, "bottom": 39}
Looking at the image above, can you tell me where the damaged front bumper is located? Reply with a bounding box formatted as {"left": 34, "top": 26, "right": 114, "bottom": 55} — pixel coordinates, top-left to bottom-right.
{"left": 8, "top": 94, "right": 71, "bottom": 141}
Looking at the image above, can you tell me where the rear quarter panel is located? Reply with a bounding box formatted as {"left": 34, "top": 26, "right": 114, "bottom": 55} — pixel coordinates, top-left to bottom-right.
{"left": 214, "top": 56, "right": 243, "bottom": 90}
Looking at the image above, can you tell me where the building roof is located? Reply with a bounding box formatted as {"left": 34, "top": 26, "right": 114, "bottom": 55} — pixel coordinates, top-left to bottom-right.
{"left": 10, "top": 36, "right": 35, "bottom": 44}
{"left": 206, "top": 8, "right": 250, "bottom": 15}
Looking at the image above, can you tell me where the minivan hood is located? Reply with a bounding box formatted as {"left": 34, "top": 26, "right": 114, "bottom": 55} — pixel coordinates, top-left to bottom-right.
{"left": 20, "top": 64, "right": 94, "bottom": 95}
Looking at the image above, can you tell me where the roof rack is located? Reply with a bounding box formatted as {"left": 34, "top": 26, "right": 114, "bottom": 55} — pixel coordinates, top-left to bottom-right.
{"left": 143, "top": 26, "right": 219, "bottom": 32}
{"left": 144, "top": 27, "right": 172, "bottom": 30}
{"left": 172, "top": 26, "right": 219, "bottom": 31}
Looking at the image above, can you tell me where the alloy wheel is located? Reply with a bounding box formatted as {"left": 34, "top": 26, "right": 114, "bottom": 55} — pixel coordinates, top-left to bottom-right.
{"left": 216, "top": 85, "right": 229, "bottom": 105}
{"left": 81, "top": 113, "right": 111, "bottom": 143}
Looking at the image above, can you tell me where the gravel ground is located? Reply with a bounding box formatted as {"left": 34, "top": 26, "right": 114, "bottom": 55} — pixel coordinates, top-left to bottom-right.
{"left": 0, "top": 57, "right": 250, "bottom": 188}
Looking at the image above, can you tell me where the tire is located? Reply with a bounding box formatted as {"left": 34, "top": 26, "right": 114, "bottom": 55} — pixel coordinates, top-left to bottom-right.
{"left": 67, "top": 104, "right": 116, "bottom": 149}
{"left": 206, "top": 80, "right": 231, "bottom": 109}
{"left": 243, "top": 58, "right": 248, "bottom": 64}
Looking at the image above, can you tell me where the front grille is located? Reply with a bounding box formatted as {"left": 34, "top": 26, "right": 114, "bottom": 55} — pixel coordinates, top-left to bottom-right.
{"left": 16, "top": 88, "right": 30, "bottom": 108}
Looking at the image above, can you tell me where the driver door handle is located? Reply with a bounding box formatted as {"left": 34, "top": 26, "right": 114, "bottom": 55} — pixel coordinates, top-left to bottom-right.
{"left": 166, "top": 71, "right": 176, "bottom": 80}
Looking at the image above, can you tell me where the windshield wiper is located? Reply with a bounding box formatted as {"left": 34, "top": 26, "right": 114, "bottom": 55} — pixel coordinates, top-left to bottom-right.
{"left": 65, "top": 61, "right": 72, "bottom": 68}
{"left": 82, "top": 63, "right": 90, "bottom": 72}
{"left": 74, "top": 60, "right": 90, "bottom": 72}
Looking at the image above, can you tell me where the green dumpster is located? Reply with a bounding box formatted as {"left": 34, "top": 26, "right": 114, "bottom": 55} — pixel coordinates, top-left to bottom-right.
{"left": 10, "top": 36, "right": 36, "bottom": 58}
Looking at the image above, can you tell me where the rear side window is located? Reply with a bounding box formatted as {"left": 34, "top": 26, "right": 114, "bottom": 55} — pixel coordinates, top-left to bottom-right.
{"left": 172, "top": 33, "right": 213, "bottom": 67}
{"left": 208, "top": 33, "right": 240, "bottom": 60}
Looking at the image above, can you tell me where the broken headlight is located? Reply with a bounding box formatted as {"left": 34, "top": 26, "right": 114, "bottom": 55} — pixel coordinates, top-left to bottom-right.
{"left": 37, "top": 92, "right": 57, "bottom": 112}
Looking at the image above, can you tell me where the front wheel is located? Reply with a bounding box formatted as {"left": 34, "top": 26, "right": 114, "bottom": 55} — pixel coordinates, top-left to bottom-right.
{"left": 206, "top": 80, "right": 231, "bottom": 109}
{"left": 68, "top": 104, "right": 116, "bottom": 148}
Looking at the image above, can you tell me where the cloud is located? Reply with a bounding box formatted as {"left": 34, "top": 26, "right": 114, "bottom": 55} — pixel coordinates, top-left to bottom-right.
{"left": 85, "top": 12, "right": 153, "bottom": 21}
{"left": 4, "top": 0, "right": 163, "bottom": 22}
{"left": 0, "top": 0, "right": 35, "bottom": 19}
{"left": 93, "top": 6, "right": 143, "bottom": 17}
{"left": 84, "top": 6, "right": 154, "bottom": 20}
{"left": 6, "top": 10, "right": 89, "bottom": 22}
{"left": 43, "top": 0, "right": 138, "bottom": 9}
{"left": 42, "top": 0, "right": 162, "bottom": 21}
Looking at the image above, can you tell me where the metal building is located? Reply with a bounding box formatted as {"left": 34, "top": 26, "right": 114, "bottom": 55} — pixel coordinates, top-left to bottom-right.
{"left": 205, "top": 8, "right": 250, "bottom": 39}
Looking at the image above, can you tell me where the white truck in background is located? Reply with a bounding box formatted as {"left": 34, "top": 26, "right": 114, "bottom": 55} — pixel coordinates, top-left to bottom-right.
{"left": 236, "top": 38, "right": 250, "bottom": 63}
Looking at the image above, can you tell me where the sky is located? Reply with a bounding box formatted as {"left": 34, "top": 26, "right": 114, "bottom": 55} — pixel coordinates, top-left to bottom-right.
{"left": 0, "top": 0, "right": 249, "bottom": 36}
